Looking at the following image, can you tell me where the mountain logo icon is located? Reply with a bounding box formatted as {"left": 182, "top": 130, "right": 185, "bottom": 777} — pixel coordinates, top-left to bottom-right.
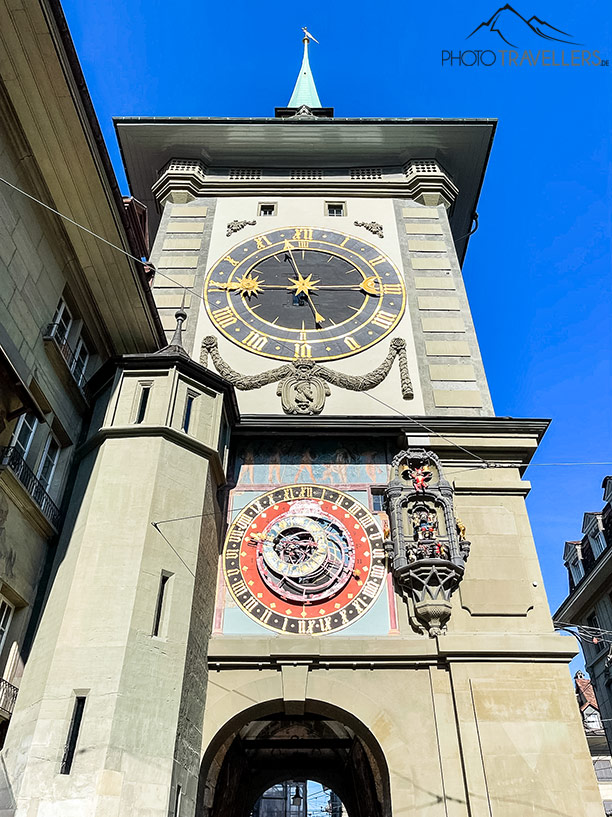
{"left": 467, "top": 4, "right": 581, "bottom": 48}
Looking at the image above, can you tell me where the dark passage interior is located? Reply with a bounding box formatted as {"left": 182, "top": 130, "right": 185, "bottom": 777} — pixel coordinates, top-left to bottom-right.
{"left": 198, "top": 705, "right": 390, "bottom": 817}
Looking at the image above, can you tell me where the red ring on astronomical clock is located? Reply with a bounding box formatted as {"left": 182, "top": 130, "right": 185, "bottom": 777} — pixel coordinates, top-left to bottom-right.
{"left": 223, "top": 485, "right": 387, "bottom": 635}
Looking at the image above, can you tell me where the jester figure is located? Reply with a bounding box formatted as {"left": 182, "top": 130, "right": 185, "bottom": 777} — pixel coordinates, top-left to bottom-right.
{"left": 410, "top": 466, "right": 432, "bottom": 493}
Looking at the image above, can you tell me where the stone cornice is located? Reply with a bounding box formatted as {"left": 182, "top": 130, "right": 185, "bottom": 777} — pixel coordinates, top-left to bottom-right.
{"left": 206, "top": 632, "right": 575, "bottom": 670}
{"left": 76, "top": 424, "right": 227, "bottom": 486}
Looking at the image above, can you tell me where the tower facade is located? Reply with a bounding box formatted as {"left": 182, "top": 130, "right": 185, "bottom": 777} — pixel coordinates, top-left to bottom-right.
{"left": 0, "top": 32, "right": 603, "bottom": 817}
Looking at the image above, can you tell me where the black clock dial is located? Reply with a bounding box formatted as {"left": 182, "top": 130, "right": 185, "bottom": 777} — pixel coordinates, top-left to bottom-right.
{"left": 249, "top": 251, "right": 364, "bottom": 330}
{"left": 204, "top": 227, "right": 406, "bottom": 362}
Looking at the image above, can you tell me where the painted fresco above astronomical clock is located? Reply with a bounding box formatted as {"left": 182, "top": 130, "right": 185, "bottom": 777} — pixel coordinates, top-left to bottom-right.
{"left": 214, "top": 438, "right": 398, "bottom": 636}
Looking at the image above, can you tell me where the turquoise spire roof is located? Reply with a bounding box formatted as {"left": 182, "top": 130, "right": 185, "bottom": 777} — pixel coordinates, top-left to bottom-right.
{"left": 288, "top": 36, "right": 322, "bottom": 108}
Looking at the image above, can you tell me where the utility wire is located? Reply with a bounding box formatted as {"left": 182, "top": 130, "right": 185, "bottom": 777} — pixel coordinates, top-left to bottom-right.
{"left": 3, "top": 174, "right": 610, "bottom": 473}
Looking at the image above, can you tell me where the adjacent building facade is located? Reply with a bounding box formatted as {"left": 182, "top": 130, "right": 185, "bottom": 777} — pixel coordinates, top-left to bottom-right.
{"left": 0, "top": 4, "right": 605, "bottom": 817}
{"left": 575, "top": 670, "right": 612, "bottom": 814}
{"left": 0, "top": 0, "right": 164, "bottom": 744}
{"left": 556, "top": 477, "right": 612, "bottom": 751}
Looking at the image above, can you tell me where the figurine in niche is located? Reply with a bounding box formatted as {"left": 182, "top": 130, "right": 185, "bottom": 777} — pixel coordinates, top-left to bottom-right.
{"left": 408, "top": 466, "right": 432, "bottom": 493}
{"left": 456, "top": 518, "right": 467, "bottom": 540}
{"left": 413, "top": 509, "right": 439, "bottom": 542}
{"left": 432, "top": 541, "right": 449, "bottom": 559}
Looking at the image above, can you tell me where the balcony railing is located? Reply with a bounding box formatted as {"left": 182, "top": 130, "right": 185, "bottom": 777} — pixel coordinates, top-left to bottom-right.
{"left": 0, "top": 446, "right": 61, "bottom": 528}
{"left": 0, "top": 679, "right": 18, "bottom": 718}
{"left": 42, "top": 324, "right": 87, "bottom": 387}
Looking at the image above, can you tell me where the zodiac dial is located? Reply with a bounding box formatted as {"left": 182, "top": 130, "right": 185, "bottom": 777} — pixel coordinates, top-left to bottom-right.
{"left": 204, "top": 227, "right": 406, "bottom": 361}
{"left": 223, "top": 485, "right": 387, "bottom": 634}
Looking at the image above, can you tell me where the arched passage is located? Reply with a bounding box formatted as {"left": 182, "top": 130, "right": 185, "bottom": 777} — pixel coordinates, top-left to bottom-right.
{"left": 196, "top": 700, "right": 391, "bottom": 817}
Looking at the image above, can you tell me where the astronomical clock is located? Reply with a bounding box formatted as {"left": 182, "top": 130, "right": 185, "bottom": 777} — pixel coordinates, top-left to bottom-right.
{"left": 222, "top": 484, "right": 387, "bottom": 634}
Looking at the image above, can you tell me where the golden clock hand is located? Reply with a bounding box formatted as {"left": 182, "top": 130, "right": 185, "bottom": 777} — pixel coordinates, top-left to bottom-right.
{"left": 304, "top": 291, "right": 325, "bottom": 327}
{"left": 283, "top": 250, "right": 325, "bottom": 327}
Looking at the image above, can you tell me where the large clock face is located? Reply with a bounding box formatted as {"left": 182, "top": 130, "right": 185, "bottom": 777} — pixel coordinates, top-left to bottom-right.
{"left": 204, "top": 227, "right": 405, "bottom": 361}
{"left": 223, "top": 485, "right": 387, "bottom": 634}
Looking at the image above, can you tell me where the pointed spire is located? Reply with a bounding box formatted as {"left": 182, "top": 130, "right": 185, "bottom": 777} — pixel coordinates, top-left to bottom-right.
{"left": 288, "top": 30, "right": 322, "bottom": 109}
{"left": 168, "top": 306, "right": 187, "bottom": 349}
{"left": 155, "top": 293, "right": 189, "bottom": 357}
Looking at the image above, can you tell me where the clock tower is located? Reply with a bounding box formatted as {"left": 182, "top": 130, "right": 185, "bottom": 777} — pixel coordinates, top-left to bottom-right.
{"left": 1, "top": 31, "right": 602, "bottom": 817}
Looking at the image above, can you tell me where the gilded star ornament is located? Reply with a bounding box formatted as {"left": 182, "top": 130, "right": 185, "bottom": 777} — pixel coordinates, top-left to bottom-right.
{"left": 288, "top": 271, "right": 320, "bottom": 295}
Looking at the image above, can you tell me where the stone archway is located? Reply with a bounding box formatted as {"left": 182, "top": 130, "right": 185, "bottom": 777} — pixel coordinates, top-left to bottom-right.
{"left": 196, "top": 700, "right": 391, "bottom": 817}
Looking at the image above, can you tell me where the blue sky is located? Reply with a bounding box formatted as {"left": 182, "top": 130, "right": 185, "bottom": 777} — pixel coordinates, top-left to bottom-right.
{"left": 60, "top": 0, "right": 611, "bottom": 626}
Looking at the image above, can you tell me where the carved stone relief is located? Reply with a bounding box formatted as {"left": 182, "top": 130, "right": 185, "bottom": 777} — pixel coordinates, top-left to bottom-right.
{"left": 226, "top": 219, "right": 256, "bottom": 237}
{"left": 354, "top": 220, "right": 384, "bottom": 239}
{"left": 200, "top": 336, "right": 413, "bottom": 415}
{"left": 384, "top": 449, "right": 470, "bottom": 636}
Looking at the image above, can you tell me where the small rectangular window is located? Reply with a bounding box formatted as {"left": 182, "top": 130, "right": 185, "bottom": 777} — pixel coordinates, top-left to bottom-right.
{"left": 152, "top": 572, "right": 171, "bottom": 637}
{"left": 568, "top": 555, "right": 584, "bottom": 584}
{"left": 71, "top": 338, "right": 89, "bottom": 386}
{"left": 258, "top": 202, "right": 277, "bottom": 217}
{"left": 11, "top": 414, "right": 37, "bottom": 460}
{"left": 0, "top": 597, "right": 15, "bottom": 655}
{"left": 371, "top": 491, "right": 385, "bottom": 512}
{"left": 135, "top": 386, "right": 151, "bottom": 424}
{"left": 182, "top": 394, "right": 196, "bottom": 434}
{"left": 326, "top": 202, "right": 345, "bottom": 217}
{"left": 37, "top": 436, "right": 60, "bottom": 492}
{"left": 52, "top": 298, "right": 73, "bottom": 346}
{"left": 587, "top": 612, "right": 606, "bottom": 651}
{"left": 174, "top": 784, "right": 182, "bottom": 816}
{"left": 60, "top": 696, "right": 86, "bottom": 774}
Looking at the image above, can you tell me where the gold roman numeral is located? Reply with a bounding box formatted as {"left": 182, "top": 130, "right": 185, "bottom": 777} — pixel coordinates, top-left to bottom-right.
{"left": 254, "top": 235, "right": 272, "bottom": 250}
{"left": 371, "top": 310, "right": 396, "bottom": 329}
{"left": 224, "top": 255, "right": 239, "bottom": 267}
{"left": 244, "top": 331, "right": 268, "bottom": 351}
{"left": 370, "top": 255, "right": 386, "bottom": 266}
{"left": 212, "top": 307, "right": 237, "bottom": 328}
{"left": 294, "top": 342, "right": 312, "bottom": 358}
{"left": 293, "top": 228, "right": 313, "bottom": 241}
{"left": 383, "top": 283, "right": 402, "bottom": 294}
{"left": 243, "top": 596, "right": 258, "bottom": 613}
{"left": 259, "top": 608, "right": 272, "bottom": 624}
{"left": 344, "top": 336, "right": 360, "bottom": 351}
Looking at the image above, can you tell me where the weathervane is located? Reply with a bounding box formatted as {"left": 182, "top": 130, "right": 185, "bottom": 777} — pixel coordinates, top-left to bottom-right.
{"left": 302, "top": 27, "right": 319, "bottom": 43}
